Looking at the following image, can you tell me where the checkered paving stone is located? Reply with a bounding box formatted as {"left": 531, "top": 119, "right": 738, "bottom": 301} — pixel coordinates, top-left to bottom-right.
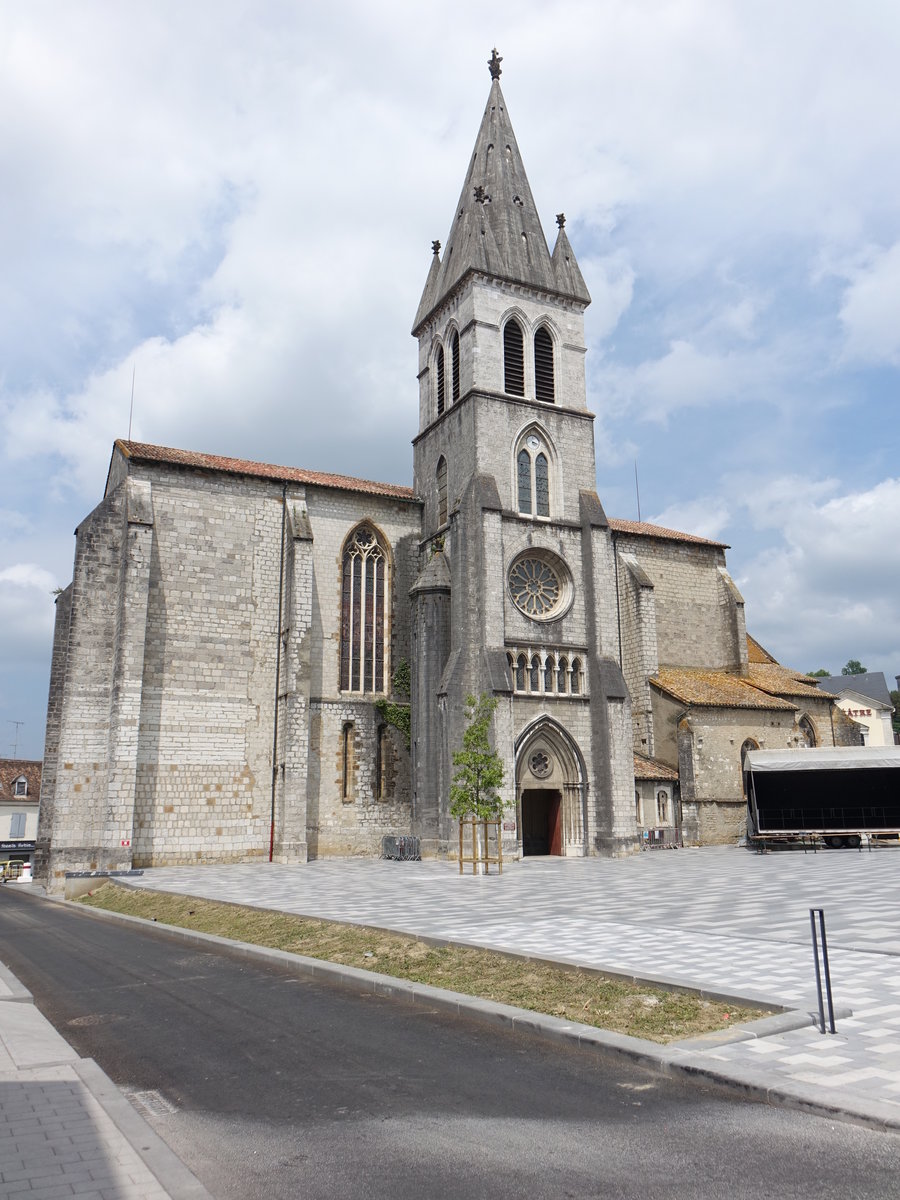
{"left": 137, "top": 845, "right": 900, "bottom": 1114}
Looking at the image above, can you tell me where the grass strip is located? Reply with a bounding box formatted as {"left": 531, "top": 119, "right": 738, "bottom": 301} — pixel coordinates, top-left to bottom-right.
{"left": 78, "top": 883, "right": 768, "bottom": 1044}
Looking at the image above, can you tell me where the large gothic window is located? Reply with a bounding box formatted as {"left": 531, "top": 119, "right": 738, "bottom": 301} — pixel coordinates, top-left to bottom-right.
{"left": 534, "top": 326, "right": 555, "bottom": 403}
{"left": 450, "top": 329, "right": 460, "bottom": 403}
{"left": 516, "top": 433, "right": 551, "bottom": 517}
{"left": 503, "top": 319, "right": 525, "bottom": 396}
{"left": 340, "top": 526, "right": 387, "bottom": 693}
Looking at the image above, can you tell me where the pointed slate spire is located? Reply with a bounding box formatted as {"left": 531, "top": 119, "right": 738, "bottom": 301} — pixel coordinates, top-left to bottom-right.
{"left": 551, "top": 214, "right": 591, "bottom": 304}
{"left": 412, "top": 240, "right": 443, "bottom": 332}
{"left": 413, "top": 53, "right": 591, "bottom": 333}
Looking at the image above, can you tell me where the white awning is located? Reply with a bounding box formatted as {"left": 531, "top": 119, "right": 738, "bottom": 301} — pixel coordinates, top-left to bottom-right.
{"left": 745, "top": 746, "right": 900, "bottom": 772}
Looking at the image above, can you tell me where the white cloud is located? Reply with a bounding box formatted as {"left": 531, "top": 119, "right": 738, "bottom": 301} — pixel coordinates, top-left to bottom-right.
{"left": 838, "top": 241, "right": 900, "bottom": 365}
{"left": 648, "top": 497, "right": 731, "bottom": 542}
{"left": 736, "top": 478, "right": 900, "bottom": 673}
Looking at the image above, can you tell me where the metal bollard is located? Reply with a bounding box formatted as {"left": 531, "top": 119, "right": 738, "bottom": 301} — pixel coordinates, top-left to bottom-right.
{"left": 809, "top": 908, "right": 836, "bottom": 1034}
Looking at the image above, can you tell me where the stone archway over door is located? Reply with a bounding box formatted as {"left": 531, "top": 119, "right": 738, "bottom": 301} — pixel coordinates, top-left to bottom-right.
{"left": 516, "top": 719, "right": 586, "bottom": 856}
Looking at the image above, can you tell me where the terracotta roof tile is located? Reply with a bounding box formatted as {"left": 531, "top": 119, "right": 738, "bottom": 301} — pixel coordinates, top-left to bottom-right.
{"left": 746, "top": 663, "right": 826, "bottom": 700}
{"left": 607, "top": 518, "right": 728, "bottom": 549}
{"left": 116, "top": 441, "right": 418, "bottom": 503}
{"left": 651, "top": 667, "right": 795, "bottom": 710}
{"left": 633, "top": 752, "right": 679, "bottom": 782}
{"left": 0, "top": 759, "right": 41, "bottom": 801}
{"left": 746, "top": 634, "right": 777, "bottom": 664}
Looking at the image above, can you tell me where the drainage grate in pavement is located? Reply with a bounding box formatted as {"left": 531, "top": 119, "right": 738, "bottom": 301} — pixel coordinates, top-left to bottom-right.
{"left": 123, "top": 1087, "right": 180, "bottom": 1117}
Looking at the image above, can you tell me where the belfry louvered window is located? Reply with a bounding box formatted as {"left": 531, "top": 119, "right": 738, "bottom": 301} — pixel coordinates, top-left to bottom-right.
{"left": 436, "top": 345, "right": 446, "bottom": 416}
{"left": 503, "top": 320, "right": 525, "bottom": 396}
{"left": 450, "top": 330, "right": 460, "bottom": 403}
{"left": 534, "top": 326, "right": 555, "bottom": 403}
{"left": 340, "top": 526, "right": 387, "bottom": 693}
{"left": 436, "top": 456, "right": 448, "bottom": 526}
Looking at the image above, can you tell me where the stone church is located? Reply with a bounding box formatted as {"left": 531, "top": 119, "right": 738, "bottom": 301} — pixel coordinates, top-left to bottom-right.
{"left": 36, "top": 53, "right": 848, "bottom": 888}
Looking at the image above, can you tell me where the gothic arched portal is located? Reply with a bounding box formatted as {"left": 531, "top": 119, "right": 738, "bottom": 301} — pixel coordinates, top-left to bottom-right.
{"left": 515, "top": 718, "right": 586, "bottom": 856}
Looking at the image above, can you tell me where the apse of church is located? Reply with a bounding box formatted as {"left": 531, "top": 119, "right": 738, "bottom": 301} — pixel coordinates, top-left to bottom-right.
{"left": 36, "top": 53, "right": 844, "bottom": 887}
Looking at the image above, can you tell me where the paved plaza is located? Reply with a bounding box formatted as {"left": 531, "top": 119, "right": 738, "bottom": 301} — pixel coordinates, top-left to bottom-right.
{"left": 136, "top": 845, "right": 900, "bottom": 1122}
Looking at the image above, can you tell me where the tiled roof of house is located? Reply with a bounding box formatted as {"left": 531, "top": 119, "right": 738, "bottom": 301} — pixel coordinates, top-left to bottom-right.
{"left": 607, "top": 518, "right": 728, "bottom": 549}
{"left": 633, "top": 752, "right": 679, "bottom": 782}
{"left": 115, "top": 441, "right": 418, "bottom": 503}
{"left": 651, "top": 667, "right": 796, "bottom": 710}
{"left": 0, "top": 759, "right": 41, "bottom": 801}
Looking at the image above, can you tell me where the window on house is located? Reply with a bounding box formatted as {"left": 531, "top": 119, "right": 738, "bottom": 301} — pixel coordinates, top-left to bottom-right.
{"left": 503, "top": 319, "right": 525, "bottom": 396}
{"left": 14, "top": 777, "right": 26, "bottom": 797}
{"left": 341, "top": 722, "right": 354, "bottom": 802}
{"left": 534, "top": 326, "right": 555, "bottom": 403}
{"left": 436, "top": 345, "right": 446, "bottom": 416}
{"left": 450, "top": 330, "right": 460, "bottom": 403}
{"left": 340, "top": 526, "right": 387, "bottom": 693}
{"left": 436, "top": 457, "right": 448, "bottom": 526}
{"left": 10, "top": 813, "right": 26, "bottom": 838}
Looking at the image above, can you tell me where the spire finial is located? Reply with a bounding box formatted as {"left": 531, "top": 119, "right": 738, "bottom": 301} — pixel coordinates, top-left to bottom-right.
{"left": 432, "top": 240, "right": 441, "bottom": 256}
{"left": 488, "top": 48, "right": 502, "bottom": 80}
{"left": 556, "top": 213, "right": 566, "bottom": 229}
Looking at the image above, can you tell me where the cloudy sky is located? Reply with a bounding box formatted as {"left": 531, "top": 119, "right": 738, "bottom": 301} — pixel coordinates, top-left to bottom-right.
{"left": 2, "top": 1, "right": 898, "bottom": 759}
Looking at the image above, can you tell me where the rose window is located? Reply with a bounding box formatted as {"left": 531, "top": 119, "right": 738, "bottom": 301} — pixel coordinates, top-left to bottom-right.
{"left": 508, "top": 555, "right": 568, "bottom": 619}
{"left": 529, "top": 751, "right": 552, "bottom": 778}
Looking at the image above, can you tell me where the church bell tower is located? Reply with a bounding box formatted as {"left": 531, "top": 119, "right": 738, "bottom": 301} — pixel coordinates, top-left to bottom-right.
{"left": 409, "top": 51, "right": 636, "bottom": 860}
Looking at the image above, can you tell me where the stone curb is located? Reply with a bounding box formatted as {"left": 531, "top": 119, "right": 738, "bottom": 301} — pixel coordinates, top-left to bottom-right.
{"left": 73, "top": 1059, "right": 214, "bottom": 1200}
{"left": 57, "top": 894, "right": 900, "bottom": 1133}
{"left": 0, "top": 958, "right": 33, "bottom": 1003}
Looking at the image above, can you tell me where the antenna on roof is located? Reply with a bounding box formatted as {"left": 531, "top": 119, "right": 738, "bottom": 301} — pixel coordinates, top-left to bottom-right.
{"left": 7, "top": 720, "right": 23, "bottom": 759}
{"left": 127, "top": 362, "right": 136, "bottom": 443}
{"left": 634, "top": 460, "right": 642, "bottom": 522}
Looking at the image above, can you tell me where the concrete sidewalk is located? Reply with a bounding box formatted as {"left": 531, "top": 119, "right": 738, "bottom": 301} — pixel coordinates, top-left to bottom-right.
{"left": 130, "top": 846, "right": 900, "bottom": 1131}
{"left": 0, "top": 955, "right": 210, "bottom": 1200}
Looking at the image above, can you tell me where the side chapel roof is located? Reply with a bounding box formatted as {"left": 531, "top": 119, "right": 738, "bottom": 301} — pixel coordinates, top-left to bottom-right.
{"left": 413, "top": 50, "right": 590, "bottom": 334}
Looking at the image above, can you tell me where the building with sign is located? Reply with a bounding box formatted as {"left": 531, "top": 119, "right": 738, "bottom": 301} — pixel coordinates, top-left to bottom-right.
{"left": 36, "top": 53, "right": 848, "bottom": 887}
{"left": 0, "top": 758, "right": 40, "bottom": 865}
{"left": 814, "top": 673, "right": 896, "bottom": 747}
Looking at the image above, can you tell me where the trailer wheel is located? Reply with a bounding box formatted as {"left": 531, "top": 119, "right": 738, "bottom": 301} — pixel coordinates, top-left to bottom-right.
{"left": 825, "top": 836, "right": 846, "bottom": 848}
{"left": 845, "top": 834, "right": 861, "bottom": 849}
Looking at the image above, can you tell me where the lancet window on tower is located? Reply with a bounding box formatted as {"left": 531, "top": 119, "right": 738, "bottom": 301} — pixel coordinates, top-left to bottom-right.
{"left": 516, "top": 433, "right": 551, "bottom": 517}
{"left": 503, "top": 319, "right": 525, "bottom": 396}
{"left": 340, "top": 525, "right": 387, "bottom": 693}
{"left": 436, "top": 344, "right": 446, "bottom": 416}
{"left": 534, "top": 326, "right": 555, "bottom": 403}
{"left": 436, "top": 456, "right": 448, "bottom": 526}
{"left": 450, "top": 330, "right": 460, "bottom": 403}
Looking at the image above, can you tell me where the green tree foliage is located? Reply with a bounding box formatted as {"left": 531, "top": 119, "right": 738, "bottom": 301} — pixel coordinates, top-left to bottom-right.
{"left": 841, "top": 659, "right": 867, "bottom": 676}
{"left": 807, "top": 668, "right": 830, "bottom": 678}
{"left": 449, "top": 693, "right": 506, "bottom": 820}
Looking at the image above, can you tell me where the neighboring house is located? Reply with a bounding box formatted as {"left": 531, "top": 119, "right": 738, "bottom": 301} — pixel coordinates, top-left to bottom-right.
{"left": 634, "top": 753, "right": 680, "bottom": 847}
{"left": 36, "top": 53, "right": 850, "bottom": 886}
{"left": 814, "top": 673, "right": 896, "bottom": 747}
{"left": 0, "top": 759, "right": 40, "bottom": 863}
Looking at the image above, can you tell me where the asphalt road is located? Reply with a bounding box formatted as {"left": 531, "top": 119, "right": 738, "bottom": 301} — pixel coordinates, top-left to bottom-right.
{"left": 1, "top": 887, "right": 897, "bottom": 1200}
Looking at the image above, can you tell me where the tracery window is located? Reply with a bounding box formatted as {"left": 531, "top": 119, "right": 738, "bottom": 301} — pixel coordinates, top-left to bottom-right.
{"left": 340, "top": 526, "right": 387, "bottom": 693}
{"left": 436, "top": 344, "right": 446, "bottom": 416}
{"left": 450, "top": 330, "right": 460, "bottom": 403}
{"left": 503, "top": 319, "right": 525, "bottom": 396}
{"left": 534, "top": 326, "right": 555, "bottom": 403}
{"left": 516, "top": 434, "right": 550, "bottom": 517}
{"left": 436, "top": 456, "right": 448, "bottom": 526}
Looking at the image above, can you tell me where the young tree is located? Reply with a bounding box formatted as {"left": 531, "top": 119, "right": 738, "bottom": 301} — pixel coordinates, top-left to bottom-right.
{"left": 449, "top": 693, "right": 506, "bottom": 820}
{"left": 841, "top": 659, "right": 867, "bottom": 676}
{"left": 807, "top": 668, "right": 830, "bottom": 678}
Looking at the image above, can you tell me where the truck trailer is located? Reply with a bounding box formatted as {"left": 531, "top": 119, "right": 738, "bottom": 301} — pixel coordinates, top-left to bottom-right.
{"left": 744, "top": 746, "right": 900, "bottom": 848}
